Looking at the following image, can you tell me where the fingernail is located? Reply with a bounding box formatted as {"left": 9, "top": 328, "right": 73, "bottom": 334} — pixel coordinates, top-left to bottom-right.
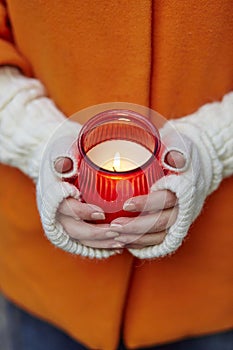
{"left": 123, "top": 201, "right": 136, "bottom": 211}
{"left": 110, "top": 223, "right": 123, "bottom": 229}
{"left": 112, "top": 243, "right": 125, "bottom": 248}
{"left": 88, "top": 204, "right": 103, "bottom": 211}
{"left": 91, "top": 212, "right": 105, "bottom": 220}
{"left": 106, "top": 231, "right": 120, "bottom": 238}
{"left": 115, "top": 249, "right": 123, "bottom": 254}
{"left": 114, "top": 237, "right": 128, "bottom": 243}
{"left": 54, "top": 157, "right": 73, "bottom": 174}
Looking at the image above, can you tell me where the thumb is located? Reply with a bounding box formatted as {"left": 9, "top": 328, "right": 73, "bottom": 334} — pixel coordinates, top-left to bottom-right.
{"left": 164, "top": 150, "right": 186, "bottom": 169}
{"left": 54, "top": 156, "right": 74, "bottom": 174}
{"left": 159, "top": 123, "right": 192, "bottom": 172}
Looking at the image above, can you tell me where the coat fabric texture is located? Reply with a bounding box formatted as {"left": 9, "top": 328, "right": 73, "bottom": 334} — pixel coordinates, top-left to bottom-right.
{"left": 0, "top": 1, "right": 232, "bottom": 349}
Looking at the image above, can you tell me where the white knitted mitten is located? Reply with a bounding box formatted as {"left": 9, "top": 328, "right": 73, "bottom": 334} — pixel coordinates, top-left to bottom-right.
{"left": 129, "top": 92, "right": 233, "bottom": 259}
{"left": 0, "top": 66, "right": 116, "bottom": 259}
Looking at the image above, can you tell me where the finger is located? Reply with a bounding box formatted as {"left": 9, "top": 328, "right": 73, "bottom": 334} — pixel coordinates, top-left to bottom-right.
{"left": 165, "top": 150, "right": 186, "bottom": 169}
{"left": 80, "top": 239, "right": 125, "bottom": 250}
{"left": 57, "top": 214, "right": 119, "bottom": 241}
{"left": 110, "top": 207, "right": 178, "bottom": 235}
{"left": 123, "top": 190, "right": 178, "bottom": 213}
{"left": 54, "top": 156, "right": 73, "bottom": 174}
{"left": 114, "top": 231, "right": 167, "bottom": 247}
{"left": 58, "top": 198, "right": 105, "bottom": 221}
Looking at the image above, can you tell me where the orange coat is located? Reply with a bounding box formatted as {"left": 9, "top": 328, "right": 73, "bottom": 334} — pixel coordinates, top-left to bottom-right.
{"left": 0, "top": 1, "right": 232, "bottom": 349}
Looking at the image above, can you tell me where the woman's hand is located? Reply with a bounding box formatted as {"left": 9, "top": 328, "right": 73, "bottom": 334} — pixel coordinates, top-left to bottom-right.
{"left": 109, "top": 151, "right": 185, "bottom": 249}
{"left": 110, "top": 190, "right": 178, "bottom": 248}
{"left": 54, "top": 157, "right": 122, "bottom": 250}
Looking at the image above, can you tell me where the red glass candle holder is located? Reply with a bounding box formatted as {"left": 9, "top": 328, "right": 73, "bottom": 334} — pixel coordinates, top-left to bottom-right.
{"left": 72, "top": 109, "right": 166, "bottom": 223}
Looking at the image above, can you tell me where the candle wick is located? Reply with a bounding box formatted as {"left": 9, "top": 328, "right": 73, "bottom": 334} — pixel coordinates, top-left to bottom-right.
{"left": 113, "top": 166, "right": 116, "bottom": 172}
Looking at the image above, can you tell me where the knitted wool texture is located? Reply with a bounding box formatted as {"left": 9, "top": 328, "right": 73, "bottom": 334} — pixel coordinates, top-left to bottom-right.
{"left": 129, "top": 93, "right": 233, "bottom": 258}
{"left": 0, "top": 66, "right": 232, "bottom": 259}
{"left": 0, "top": 66, "right": 116, "bottom": 259}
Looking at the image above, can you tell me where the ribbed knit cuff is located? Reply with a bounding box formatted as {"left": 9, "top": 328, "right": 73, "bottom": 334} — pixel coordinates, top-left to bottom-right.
{"left": 128, "top": 133, "right": 204, "bottom": 259}
{"left": 37, "top": 179, "right": 117, "bottom": 259}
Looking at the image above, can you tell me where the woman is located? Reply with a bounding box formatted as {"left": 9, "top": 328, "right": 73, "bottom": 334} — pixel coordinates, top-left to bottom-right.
{"left": 0, "top": 1, "right": 232, "bottom": 349}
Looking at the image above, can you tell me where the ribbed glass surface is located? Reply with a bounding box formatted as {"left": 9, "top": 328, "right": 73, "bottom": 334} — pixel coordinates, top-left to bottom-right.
{"left": 73, "top": 109, "right": 165, "bottom": 223}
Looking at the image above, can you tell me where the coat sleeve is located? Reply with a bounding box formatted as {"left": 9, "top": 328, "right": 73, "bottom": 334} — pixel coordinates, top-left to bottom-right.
{"left": 0, "top": 0, "right": 31, "bottom": 75}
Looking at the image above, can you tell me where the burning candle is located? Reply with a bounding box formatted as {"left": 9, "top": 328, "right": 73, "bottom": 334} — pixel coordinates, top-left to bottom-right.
{"left": 71, "top": 109, "right": 165, "bottom": 223}
{"left": 87, "top": 140, "right": 152, "bottom": 172}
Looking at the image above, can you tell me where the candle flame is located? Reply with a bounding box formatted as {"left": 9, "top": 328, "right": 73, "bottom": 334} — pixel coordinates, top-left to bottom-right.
{"left": 113, "top": 152, "right": 121, "bottom": 171}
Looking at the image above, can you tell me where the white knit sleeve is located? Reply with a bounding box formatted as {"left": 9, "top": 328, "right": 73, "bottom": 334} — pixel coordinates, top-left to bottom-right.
{"left": 129, "top": 92, "right": 233, "bottom": 259}
{"left": 0, "top": 66, "right": 67, "bottom": 180}
{"left": 171, "top": 92, "right": 233, "bottom": 192}
{"left": 0, "top": 66, "right": 116, "bottom": 259}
